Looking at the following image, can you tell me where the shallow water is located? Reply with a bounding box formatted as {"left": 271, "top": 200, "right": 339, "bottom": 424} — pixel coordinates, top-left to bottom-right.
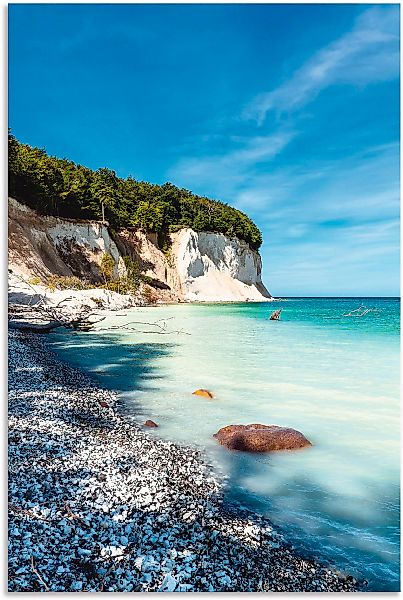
{"left": 50, "top": 298, "right": 400, "bottom": 591}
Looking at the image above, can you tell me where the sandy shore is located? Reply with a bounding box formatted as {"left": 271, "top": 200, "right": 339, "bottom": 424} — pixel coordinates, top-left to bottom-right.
{"left": 8, "top": 330, "right": 362, "bottom": 592}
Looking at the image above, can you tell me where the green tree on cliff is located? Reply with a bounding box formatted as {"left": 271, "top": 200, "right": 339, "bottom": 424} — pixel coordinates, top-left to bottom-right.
{"left": 8, "top": 133, "right": 263, "bottom": 250}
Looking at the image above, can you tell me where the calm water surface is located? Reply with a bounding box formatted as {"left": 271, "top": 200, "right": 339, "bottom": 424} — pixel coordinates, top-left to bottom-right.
{"left": 50, "top": 298, "right": 400, "bottom": 591}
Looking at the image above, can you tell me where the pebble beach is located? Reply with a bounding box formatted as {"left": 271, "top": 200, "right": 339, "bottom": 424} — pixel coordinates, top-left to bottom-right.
{"left": 8, "top": 330, "right": 362, "bottom": 592}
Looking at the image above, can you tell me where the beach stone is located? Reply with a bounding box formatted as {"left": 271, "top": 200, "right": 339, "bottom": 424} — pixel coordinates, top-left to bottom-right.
{"left": 192, "top": 389, "right": 214, "bottom": 399}
{"left": 144, "top": 420, "right": 158, "bottom": 428}
{"left": 213, "top": 424, "right": 312, "bottom": 453}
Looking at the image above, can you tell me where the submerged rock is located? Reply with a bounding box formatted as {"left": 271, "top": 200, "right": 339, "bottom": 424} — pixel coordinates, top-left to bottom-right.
{"left": 192, "top": 389, "right": 214, "bottom": 399}
{"left": 144, "top": 420, "right": 158, "bottom": 428}
{"left": 213, "top": 424, "right": 311, "bottom": 453}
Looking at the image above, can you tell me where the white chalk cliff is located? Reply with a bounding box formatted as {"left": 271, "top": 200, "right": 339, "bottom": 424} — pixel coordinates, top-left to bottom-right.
{"left": 171, "top": 229, "right": 270, "bottom": 301}
{"left": 8, "top": 197, "right": 271, "bottom": 303}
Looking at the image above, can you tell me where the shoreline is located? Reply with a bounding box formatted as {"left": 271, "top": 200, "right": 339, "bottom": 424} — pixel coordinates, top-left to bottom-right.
{"left": 8, "top": 330, "right": 362, "bottom": 592}
{"left": 8, "top": 271, "right": 274, "bottom": 314}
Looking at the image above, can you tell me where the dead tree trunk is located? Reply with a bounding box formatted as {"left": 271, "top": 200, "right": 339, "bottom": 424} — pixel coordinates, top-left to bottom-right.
{"left": 8, "top": 302, "right": 106, "bottom": 333}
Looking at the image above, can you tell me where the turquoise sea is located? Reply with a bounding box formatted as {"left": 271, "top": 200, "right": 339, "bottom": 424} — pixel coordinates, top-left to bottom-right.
{"left": 50, "top": 298, "right": 400, "bottom": 591}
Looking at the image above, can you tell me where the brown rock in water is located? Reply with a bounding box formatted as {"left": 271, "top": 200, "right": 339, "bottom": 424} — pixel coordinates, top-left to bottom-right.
{"left": 192, "top": 389, "right": 214, "bottom": 399}
{"left": 213, "top": 423, "right": 311, "bottom": 453}
{"left": 144, "top": 420, "right": 158, "bottom": 428}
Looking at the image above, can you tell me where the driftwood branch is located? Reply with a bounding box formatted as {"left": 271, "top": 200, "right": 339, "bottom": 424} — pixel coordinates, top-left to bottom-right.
{"left": 9, "top": 321, "right": 65, "bottom": 334}
{"left": 8, "top": 300, "right": 106, "bottom": 333}
{"left": 64, "top": 502, "right": 87, "bottom": 526}
{"left": 8, "top": 302, "right": 188, "bottom": 336}
{"left": 8, "top": 272, "right": 47, "bottom": 308}
{"left": 8, "top": 274, "right": 188, "bottom": 335}
{"left": 9, "top": 502, "right": 50, "bottom": 522}
{"left": 97, "top": 317, "right": 190, "bottom": 336}
{"left": 30, "top": 556, "right": 50, "bottom": 592}
{"left": 342, "top": 305, "right": 380, "bottom": 317}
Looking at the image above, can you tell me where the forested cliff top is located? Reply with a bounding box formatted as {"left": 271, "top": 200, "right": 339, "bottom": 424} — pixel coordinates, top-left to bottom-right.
{"left": 8, "top": 134, "right": 262, "bottom": 251}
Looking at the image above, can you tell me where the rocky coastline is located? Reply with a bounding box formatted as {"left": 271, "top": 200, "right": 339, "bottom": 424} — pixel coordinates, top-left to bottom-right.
{"left": 9, "top": 196, "right": 272, "bottom": 305}
{"left": 8, "top": 330, "right": 361, "bottom": 592}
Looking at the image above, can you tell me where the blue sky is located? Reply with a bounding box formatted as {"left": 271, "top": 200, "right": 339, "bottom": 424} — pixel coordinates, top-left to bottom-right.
{"left": 9, "top": 4, "right": 400, "bottom": 296}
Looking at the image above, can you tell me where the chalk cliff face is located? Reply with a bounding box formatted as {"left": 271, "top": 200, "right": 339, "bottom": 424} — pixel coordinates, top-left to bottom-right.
{"left": 171, "top": 229, "right": 270, "bottom": 302}
{"left": 8, "top": 197, "right": 126, "bottom": 282}
{"left": 8, "top": 197, "right": 271, "bottom": 302}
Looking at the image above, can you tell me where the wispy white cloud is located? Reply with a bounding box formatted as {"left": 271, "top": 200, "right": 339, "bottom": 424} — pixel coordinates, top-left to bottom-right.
{"left": 243, "top": 5, "right": 399, "bottom": 124}
{"left": 235, "top": 142, "right": 399, "bottom": 217}
{"left": 169, "top": 6, "right": 399, "bottom": 199}
{"left": 168, "top": 130, "right": 295, "bottom": 193}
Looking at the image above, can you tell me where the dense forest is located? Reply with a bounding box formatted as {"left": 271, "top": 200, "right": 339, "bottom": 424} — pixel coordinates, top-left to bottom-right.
{"left": 8, "top": 134, "right": 262, "bottom": 250}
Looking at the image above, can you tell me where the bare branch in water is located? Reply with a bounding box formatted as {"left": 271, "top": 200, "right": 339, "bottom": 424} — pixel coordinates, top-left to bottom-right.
{"left": 343, "top": 305, "right": 381, "bottom": 317}
{"left": 96, "top": 316, "right": 190, "bottom": 336}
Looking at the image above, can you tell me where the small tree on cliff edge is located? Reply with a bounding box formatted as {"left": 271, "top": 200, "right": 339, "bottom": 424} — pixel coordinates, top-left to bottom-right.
{"left": 100, "top": 253, "right": 115, "bottom": 284}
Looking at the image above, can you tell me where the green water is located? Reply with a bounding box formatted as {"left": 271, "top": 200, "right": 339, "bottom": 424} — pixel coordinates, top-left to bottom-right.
{"left": 50, "top": 298, "right": 400, "bottom": 590}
